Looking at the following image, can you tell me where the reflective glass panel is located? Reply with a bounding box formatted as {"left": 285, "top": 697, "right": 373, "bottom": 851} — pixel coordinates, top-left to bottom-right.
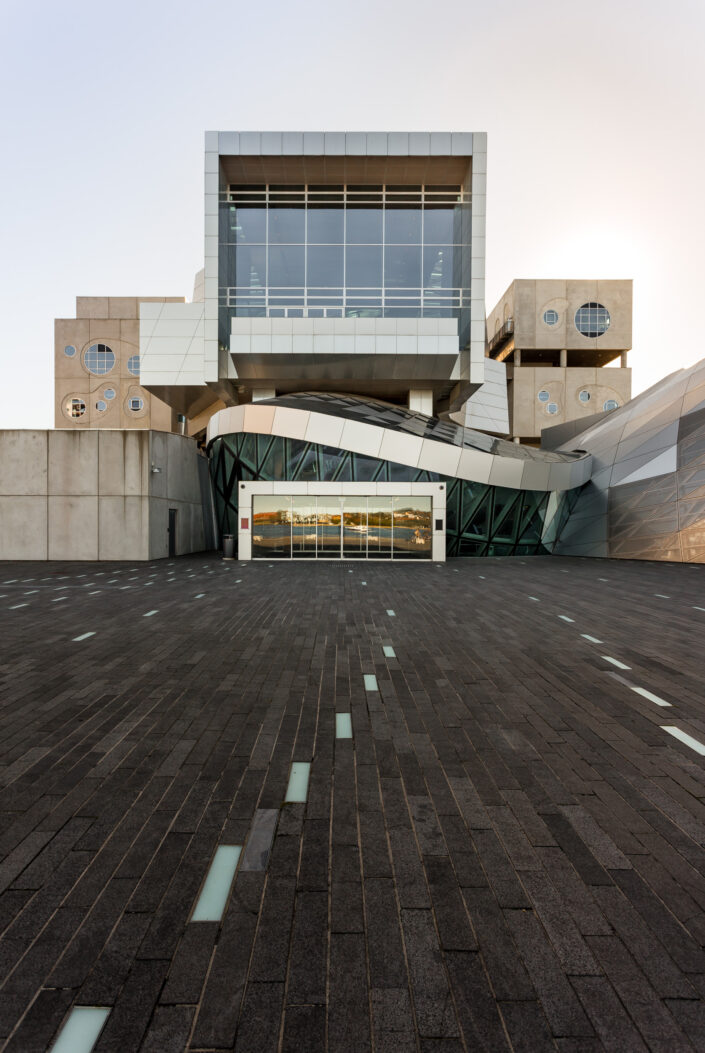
{"left": 346, "top": 245, "right": 382, "bottom": 287}
{"left": 292, "top": 497, "right": 316, "bottom": 557}
{"left": 232, "top": 207, "right": 266, "bottom": 243}
{"left": 268, "top": 208, "right": 305, "bottom": 243}
{"left": 346, "top": 207, "right": 383, "bottom": 243}
{"left": 367, "top": 497, "right": 393, "bottom": 559}
{"left": 316, "top": 497, "right": 342, "bottom": 556}
{"left": 385, "top": 207, "right": 422, "bottom": 244}
{"left": 307, "top": 208, "right": 344, "bottom": 244}
{"left": 342, "top": 499, "right": 367, "bottom": 558}
{"left": 423, "top": 206, "right": 457, "bottom": 244}
{"left": 392, "top": 496, "right": 432, "bottom": 558}
{"left": 230, "top": 246, "right": 266, "bottom": 287}
{"left": 307, "top": 246, "right": 344, "bottom": 287}
{"left": 423, "top": 247, "right": 454, "bottom": 288}
{"left": 385, "top": 246, "right": 422, "bottom": 288}
{"left": 268, "top": 246, "right": 305, "bottom": 287}
{"left": 252, "top": 496, "right": 291, "bottom": 558}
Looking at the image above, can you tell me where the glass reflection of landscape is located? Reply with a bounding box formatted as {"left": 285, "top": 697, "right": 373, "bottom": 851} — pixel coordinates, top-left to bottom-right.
{"left": 252, "top": 495, "right": 432, "bottom": 559}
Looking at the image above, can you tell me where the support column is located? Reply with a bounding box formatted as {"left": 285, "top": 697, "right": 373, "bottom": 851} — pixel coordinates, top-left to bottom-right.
{"left": 621, "top": 351, "right": 628, "bottom": 367}
{"left": 408, "top": 389, "right": 434, "bottom": 415}
{"left": 514, "top": 349, "right": 521, "bottom": 366}
{"left": 252, "top": 388, "right": 276, "bottom": 402}
{"left": 560, "top": 349, "right": 567, "bottom": 367}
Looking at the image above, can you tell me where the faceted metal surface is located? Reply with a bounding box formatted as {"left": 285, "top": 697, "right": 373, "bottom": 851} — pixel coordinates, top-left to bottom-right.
{"left": 556, "top": 357, "right": 705, "bottom": 562}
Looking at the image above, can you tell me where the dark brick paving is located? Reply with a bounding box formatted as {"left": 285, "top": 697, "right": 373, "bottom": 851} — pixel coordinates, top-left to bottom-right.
{"left": 1, "top": 554, "right": 705, "bottom": 1051}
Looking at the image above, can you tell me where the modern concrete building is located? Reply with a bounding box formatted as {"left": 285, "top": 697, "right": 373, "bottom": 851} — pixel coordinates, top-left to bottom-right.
{"left": 3, "top": 130, "right": 703, "bottom": 564}
{"left": 487, "top": 280, "right": 632, "bottom": 443}
{"left": 55, "top": 297, "right": 183, "bottom": 432}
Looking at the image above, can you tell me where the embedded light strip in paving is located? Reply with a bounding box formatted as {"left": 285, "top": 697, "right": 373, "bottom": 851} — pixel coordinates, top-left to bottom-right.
{"left": 73, "top": 632, "right": 95, "bottom": 642}
{"left": 661, "top": 726, "right": 705, "bottom": 756}
{"left": 285, "top": 762, "right": 311, "bottom": 803}
{"left": 364, "top": 674, "right": 379, "bottom": 691}
{"left": 386, "top": 609, "right": 395, "bottom": 617}
{"left": 631, "top": 686, "right": 672, "bottom": 707}
{"left": 581, "top": 634, "right": 603, "bottom": 643}
{"left": 336, "top": 714, "right": 353, "bottom": 739}
{"left": 383, "top": 646, "right": 396, "bottom": 658}
{"left": 143, "top": 610, "right": 158, "bottom": 617}
{"left": 558, "top": 615, "right": 575, "bottom": 622}
{"left": 601, "top": 656, "right": 631, "bottom": 670}
{"left": 50, "top": 1007, "right": 110, "bottom": 1053}
{"left": 191, "top": 845, "right": 242, "bottom": 922}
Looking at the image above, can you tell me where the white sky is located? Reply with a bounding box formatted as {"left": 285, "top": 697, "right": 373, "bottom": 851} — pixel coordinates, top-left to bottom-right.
{"left": 1, "top": 0, "right": 703, "bottom": 428}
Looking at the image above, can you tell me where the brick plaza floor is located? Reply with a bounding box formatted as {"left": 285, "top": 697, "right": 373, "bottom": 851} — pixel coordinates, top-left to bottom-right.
{"left": 1, "top": 553, "right": 705, "bottom": 1051}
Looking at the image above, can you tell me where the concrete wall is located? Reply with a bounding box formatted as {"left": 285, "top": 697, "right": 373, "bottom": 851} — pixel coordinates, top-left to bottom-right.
{"left": 509, "top": 366, "right": 631, "bottom": 441}
{"left": 55, "top": 297, "right": 183, "bottom": 432}
{"left": 0, "top": 430, "right": 213, "bottom": 561}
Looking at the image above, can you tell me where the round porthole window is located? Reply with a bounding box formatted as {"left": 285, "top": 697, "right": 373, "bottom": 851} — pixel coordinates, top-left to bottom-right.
{"left": 537, "top": 390, "right": 550, "bottom": 403}
{"left": 84, "top": 343, "right": 115, "bottom": 375}
{"left": 575, "top": 302, "right": 610, "bottom": 337}
{"left": 128, "top": 397, "right": 144, "bottom": 411}
{"left": 64, "top": 344, "right": 77, "bottom": 357}
{"left": 543, "top": 309, "right": 559, "bottom": 326}
{"left": 547, "top": 402, "right": 559, "bottom": 415}
{"left": 103, "top": 388, "right": 116, "bottom": 400}
{"left": 603, "top": 399, "right": 619, "bottom": 411}
{"left": 66, "top": 397, "right": 86, "bottom": 418}
{"left": 96, "top": 399, "right": 107, "bottom": 412}
{"left": 127, "top": 355, "right": 140, "bottom": 376}
{"left": 578, "top": 389, "right": 591, "bottom": 403}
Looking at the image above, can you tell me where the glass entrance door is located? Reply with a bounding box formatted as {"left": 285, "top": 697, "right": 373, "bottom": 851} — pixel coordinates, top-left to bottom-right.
{"left": 292, "top": 498, "right": 317, "bottom": 557}
{"left": 316, "top": 497, "right": 342, "bottom": 556}
{"left": 251, "top": 495, "right": 433, "bottom": 559}
{"left": 342, "top": 500, "right": 368, "bottom": 558}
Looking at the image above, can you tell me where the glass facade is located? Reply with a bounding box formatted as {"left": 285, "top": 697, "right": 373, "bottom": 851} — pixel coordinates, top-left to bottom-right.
{"left": 252, "top": 494, "right": 432, "bottom": 560}
{"left": 218, "top": 184, "right": 472, "bottom": 348}
{"left": 209, "top": 432, "right": 581, "bottom": 559}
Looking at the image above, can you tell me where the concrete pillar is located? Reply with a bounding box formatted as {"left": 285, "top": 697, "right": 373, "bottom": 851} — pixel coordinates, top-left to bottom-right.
{"left": 560, "top": 349, "right": 567, "bottom": 367}
{"left": 621, "top": 351, "right": 628, "bottom": 367}
{"left": 408, "top": 389, "right": 434, "bottom": 415}
{"left": 514, "top": 349, "right": 521, "bottom": 366}
{"left": 513, "top": 436, "right": 521, "bottom": 444}
{"left": 252, "top": 388, "right": 276, "bottom": 402}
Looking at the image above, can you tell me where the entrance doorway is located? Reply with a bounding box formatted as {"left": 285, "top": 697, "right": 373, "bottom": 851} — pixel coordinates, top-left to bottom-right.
{"left": 168, "top": 508, "right": 177, "bottom": 557}
{"left": 251, "top": 495, "right": 433, "bottom": 559}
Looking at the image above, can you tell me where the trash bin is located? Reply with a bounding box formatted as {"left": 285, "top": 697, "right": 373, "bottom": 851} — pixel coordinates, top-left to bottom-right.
{"left": 222, "top": 534, "right": 235, "bottom": 560}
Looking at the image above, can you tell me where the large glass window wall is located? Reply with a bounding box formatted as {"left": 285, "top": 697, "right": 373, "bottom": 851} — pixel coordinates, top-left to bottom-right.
{"left": 218, "top": 184, "right": 471, "bottom": 346}
{"left": 252, "top": 494, "right": 432, "bottom": 560}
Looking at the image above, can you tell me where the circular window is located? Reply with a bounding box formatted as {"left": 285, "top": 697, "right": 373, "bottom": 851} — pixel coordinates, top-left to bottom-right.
{"left": 103, "top": 388, "right": 116, "bottom": 400}
{"left": 547, "top": 403, "right": 559, "bottom": 415}
{"left": 64, "top": 344, "right": 77, "bottom": 357}
{"left": 96, "top": 400, "right": 107, "bottom": 412}
{"left": 66, "top": 398, "right": 85, "bottom": 418}
{"left": 127, "top": 355, "right": 140, "bottom": 376}
{"left": 603, "top": 399, "right": 619, "bottom": 411}
{"left": 537, "top": 390, "right": 550, "bottom": 403}
{"left": 575, "top": 302, "right": 610, "bottom": 337}
{"left": 543, "top": 309, "right": 559, "bottom": 326}
{"left": 578, "top": 389, "right": 591, "bottom": 403}
{"left": 128, "top": 397, "right": 144, "bottom": 411}
{"left": 85, "top": 343, "right": 115, "bottom": 375}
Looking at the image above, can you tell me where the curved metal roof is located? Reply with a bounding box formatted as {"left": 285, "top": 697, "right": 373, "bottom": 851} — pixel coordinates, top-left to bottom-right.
{"left": 258, "top": 392, "right": 584, "bottom": 464}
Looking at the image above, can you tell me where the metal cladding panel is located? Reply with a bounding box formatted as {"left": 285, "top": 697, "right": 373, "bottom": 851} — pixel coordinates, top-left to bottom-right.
{"left": 557, "top": 355, "right": 705, "bottom": 561}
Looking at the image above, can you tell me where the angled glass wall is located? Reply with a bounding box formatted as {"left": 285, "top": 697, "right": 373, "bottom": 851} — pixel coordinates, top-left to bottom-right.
{"left": 218, "top": 183, "right": 472, "bottom": 348}
{"left": 209, "top": 433, "right": 581, "bottom": 559}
